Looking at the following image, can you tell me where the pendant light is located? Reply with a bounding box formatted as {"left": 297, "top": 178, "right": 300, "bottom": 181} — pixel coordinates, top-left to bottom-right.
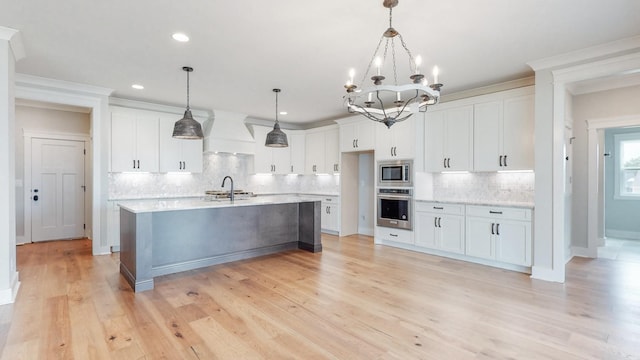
{"left": 265, "top": 88, "right": 288, "bottom": 147}
{"left": 173, "top": 66, "right": 204, "bottom": 139}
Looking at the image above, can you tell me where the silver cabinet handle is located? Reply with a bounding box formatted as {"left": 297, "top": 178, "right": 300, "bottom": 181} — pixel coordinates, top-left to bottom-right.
{"left": 496, "top": 223, "right": 500, "bottom": 235}
{"left": 355, "top": 139, "right": 359, "bottom": 148}
{"left": 434, "top": 217, "right": 438, "bottom": 227}
{"left": 447, "top": 158, "right": 451, "bottom": 168}
{"left": 489, "top": 210, "right": 503, "bottom": 214}
{"left": 443, "top": 158, "right": 447, "bottom": 168}
{"left": 433, "top": 206, "right": 444, "bottom": 210}
{"left": 438, "top": 217, "right": 442, "bottom": 227}
{"left": 499, "top": 155, "right": 503, "bottom": 167}
{"left": 491, "top": 223, "right": 495, "bottom": 235}
{"left": 504, "top": 155, "right": 508, "bottom": 167}
{"left": 133, "top": 160, "right": 136, "bottom": 169}
{"left": 389, "top": 233, "right": 398, "bottom": 237}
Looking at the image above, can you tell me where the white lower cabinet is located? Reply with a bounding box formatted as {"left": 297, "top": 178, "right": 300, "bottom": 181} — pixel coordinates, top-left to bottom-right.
{"left": 412, "top": 202, "right": 533, "bottom": 272}
{"left": 107, "top": 201, "right": 121, "bottom": 251}
{"left": 375, "top": 226, "right": 413, "bottom": 245}
{"left": 415, "top": 202, "right": 465, "bottom": 254}
{"left": 465, "top": 205, "right": 532, "bottom": 267}
{"left": 321, "top": 196, "right": 340, "bottom": 233}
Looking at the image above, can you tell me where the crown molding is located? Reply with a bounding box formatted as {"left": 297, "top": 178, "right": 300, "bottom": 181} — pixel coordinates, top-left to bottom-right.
{"left": 15, "top": 73, "right": 113, "bottom": 97}
{"left": 527, "top": 35, "right": 640, "bottom": 71}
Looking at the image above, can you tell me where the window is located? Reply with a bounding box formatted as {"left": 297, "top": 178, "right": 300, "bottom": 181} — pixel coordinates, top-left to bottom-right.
{"left": 614, "top": 132, "right": 640, "bottom": 199}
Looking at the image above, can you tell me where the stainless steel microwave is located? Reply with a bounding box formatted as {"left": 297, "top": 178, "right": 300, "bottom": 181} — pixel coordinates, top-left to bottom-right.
{"left": 378, "top": 160, "right": 412, "bottom": 187}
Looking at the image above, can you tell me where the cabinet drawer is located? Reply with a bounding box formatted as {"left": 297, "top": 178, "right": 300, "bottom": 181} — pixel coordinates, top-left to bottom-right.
{"left": 375, "top": 227, "right": 413, "bottom": 244}
{"left": 415, "top": 201, "right": 465, "bottom": 215}
{"left": 466, "top": 205, "right": 531, "bottom": 221}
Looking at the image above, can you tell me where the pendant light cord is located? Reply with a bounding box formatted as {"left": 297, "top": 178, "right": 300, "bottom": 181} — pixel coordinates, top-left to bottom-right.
{"left": 186, "top": 70, "right": 190, "bottom": 111}
{"left": 275, "top": 90, "right": 279, "bottom": 124}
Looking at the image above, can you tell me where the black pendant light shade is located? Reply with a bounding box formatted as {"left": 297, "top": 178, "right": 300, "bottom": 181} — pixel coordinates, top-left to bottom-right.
{"left": 265, "top": 88, "right": 288, "bottom": 147}
{"left": 173, "top": 66, "right": 204, "bottom": 139}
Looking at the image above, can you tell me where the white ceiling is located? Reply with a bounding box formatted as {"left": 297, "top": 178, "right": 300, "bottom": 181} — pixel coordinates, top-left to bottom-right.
{"left": 2, "top": 0, "right": 640, "bottom": 125}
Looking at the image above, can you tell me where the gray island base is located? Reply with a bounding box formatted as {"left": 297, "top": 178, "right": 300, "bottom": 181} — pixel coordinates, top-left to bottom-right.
{"left": 118, "top": 197, "right": 321, "bottom": 292}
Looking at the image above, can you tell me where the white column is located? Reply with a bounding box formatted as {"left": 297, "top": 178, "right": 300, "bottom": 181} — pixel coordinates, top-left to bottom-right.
{"left": 0, "top": 27, "right": 24, "bottom": 304}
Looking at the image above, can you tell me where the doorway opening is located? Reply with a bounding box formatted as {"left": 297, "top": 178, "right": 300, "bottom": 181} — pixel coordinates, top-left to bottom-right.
{"left": 16, "top": 102, "right": 92, "bottom": 244}
{"left": 340, "top": 151, "right": 375, "bottom": 237}
{"left": 598, "top": 126, "right": 640, "bottom": 262}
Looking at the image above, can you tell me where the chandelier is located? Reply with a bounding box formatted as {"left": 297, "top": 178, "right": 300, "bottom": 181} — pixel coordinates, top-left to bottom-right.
{"left": 344, "top": 0, "right": 443, "bottom": 128}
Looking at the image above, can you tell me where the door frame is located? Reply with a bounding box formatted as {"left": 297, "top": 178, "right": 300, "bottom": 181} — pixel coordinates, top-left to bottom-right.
{"left": 23, "top": 130, "right": 90, "bottom": 244}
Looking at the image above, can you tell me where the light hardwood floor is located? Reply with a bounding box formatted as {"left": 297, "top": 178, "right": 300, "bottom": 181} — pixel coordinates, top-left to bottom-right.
{"left": 1, "top": 235, "right": 639, "bottom": 359}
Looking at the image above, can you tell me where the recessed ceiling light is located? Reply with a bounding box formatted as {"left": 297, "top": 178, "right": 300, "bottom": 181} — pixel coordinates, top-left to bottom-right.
{"left": 279, "top": 111, "right": 288, "bottom": 115}
{"left": 172, "top": 33, "right": 189, "bottom": 42}
{"left": 131, "top": 84, "right": 144, "bottom": 90}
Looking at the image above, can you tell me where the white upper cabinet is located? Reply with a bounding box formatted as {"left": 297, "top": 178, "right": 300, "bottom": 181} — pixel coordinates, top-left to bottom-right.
{"left": 305, "top": 125, "right": 339, "bottom": 174}
{"left": 111, "top": 111, "right": 159, "bottom": 172}
{"left": 474, "top": 93, "right": 534, "bottom": 172}
{"left": 252, "top": 125, "right": 291, "bottom": 174}
{"left": 159, "top": 115, "right": 203, "bottom": 173}
{"left": 376, "top": 117, "right": 416, "bottom": 160}
{"left": 289, "top": 132, "right": 306, "bottom": 174}
{"left": 324, "top": 127, "right": 340, "bottom": 173}
{"left": 425, "top": 106, "right": 473, "bottom": 172}
{"left": 339, "top": 119, "right": 376, "bottom": 152}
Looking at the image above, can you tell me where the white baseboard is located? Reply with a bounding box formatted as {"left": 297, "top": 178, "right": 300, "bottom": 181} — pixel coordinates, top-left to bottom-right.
{"left": 605, "top": 229, "right": 640, "bottom": 240}
{"left": 531, "top": 266, "right": 564, "bottom": 283}
{"left": 358, "top": 226, "right": 374, "bottom": 237}
{"left": 0, "top": 271, "right": 20, "bottom": 305}
{"left": 15, "top": 235, "right": 27, "bottom": 245}
{"left": 571, "top": 246, "right": 597, "bottom": 258}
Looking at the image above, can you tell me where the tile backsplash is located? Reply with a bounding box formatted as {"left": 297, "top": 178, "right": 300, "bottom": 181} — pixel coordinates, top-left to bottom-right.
{"left": 109, "top": 153, "right": 339, "bottom": 199}
{"left": 430, "top": 172, "right": 535, "bottom": 204}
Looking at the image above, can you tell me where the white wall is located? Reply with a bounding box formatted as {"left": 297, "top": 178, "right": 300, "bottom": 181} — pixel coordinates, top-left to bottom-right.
{"left": 14, "top": 105, "right": 90, "bottom": 240}
{"left": 571, "top": 84, "right": 640, "bottom": 247}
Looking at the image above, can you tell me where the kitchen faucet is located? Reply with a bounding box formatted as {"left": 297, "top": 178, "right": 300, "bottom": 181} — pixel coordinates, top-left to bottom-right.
{"left": 221, "top": 176, "right": 234, "bottom": 202}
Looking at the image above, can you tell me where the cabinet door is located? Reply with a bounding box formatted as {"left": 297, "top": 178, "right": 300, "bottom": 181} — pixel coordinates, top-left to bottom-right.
{"left": 375, "top": 124, "right": 395, "bottom": 160}
{"left": 324, "top": 128, "right": 339, "bottom": 173}
{"left": 503, "top": 95, "right": 534, "bottom": 170}
{"left": 495, "top": 220, "right": 531, "bottom": 266}
{"left": 445, "top": 106, "right": 473, "bottom": 171}
{"left": 272, "top": 144, "right": 291, "bottom": 174}
{"left": 111, "top": 113, "right": 137, "bottom": 172}
{"left": 439, "top": 214, "right": 465, "bottom": 254}
{"left": 340, "top": 122, "right": 358, "bottom": 152}
{"left": 180, "top": 136, "right": 203, "bottom": 173}
{"left": 356, "top": 121, "right": 376, "bottom": 150}
{"left": 289, "top": 133, "right": 305, "bottom": 174}
{"left": 305, "top": 131, "right": 325, "bottom": 174}
{"left": 321, "top": 203, "right": 339, "bottom": 232}
{"left": 473, "top": 101, "right": 503, "bottom": 172}
{"left": 415, "top": 212, "right": 438, "bottom": 249}
{"left": 159, "top": 116, "right": 185, "bottom": 172}
{"left": 253, "top": 126, "right": 274, "bottom": 173}
{"left": 135, "top": 115, "right": 159, "bottom": 172}
{"left": 391, "top": 118, "right": 415, "bottom": 159}
{"left": 465, "top": 217, "right": 494, "bottom": 260}
{"left": 425, "top": 110, "right": 446, "bottom": 172}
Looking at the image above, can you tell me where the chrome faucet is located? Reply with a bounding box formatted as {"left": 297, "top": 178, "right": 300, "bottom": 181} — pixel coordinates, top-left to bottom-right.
{"left": 221, "top": 176, "right": 234, "bottom": 202}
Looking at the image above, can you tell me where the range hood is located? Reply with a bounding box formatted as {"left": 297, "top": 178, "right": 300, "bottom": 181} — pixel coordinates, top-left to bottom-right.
{"left": 203, "top": 110, "right": 255, "bottom": 155}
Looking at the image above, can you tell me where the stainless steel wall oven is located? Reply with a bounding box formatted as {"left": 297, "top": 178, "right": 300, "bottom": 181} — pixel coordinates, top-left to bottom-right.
{"left": 377, "top": 188, "right": 412, "bottom": 230}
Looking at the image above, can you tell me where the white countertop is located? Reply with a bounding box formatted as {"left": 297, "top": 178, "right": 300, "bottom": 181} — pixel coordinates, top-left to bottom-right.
{"left": 118, "top": 195, "right": 321, "bottom": 213}
{"left": 415, "top": 199, "right": 534, "bottom": 209}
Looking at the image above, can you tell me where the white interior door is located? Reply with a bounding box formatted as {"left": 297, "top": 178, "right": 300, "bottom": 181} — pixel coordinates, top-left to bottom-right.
{"left": 31, "top": 138, "right": 85, "bottom": 242}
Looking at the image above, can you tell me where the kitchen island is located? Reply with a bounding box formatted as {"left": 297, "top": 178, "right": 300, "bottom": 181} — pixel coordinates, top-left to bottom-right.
{"left": 118, "top": 195, "right": 321, "bottom": 292}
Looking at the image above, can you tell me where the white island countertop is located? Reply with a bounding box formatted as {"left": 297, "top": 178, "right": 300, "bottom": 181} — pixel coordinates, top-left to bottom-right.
{"left": 118, "top": 195, "right": 321, "bottom": 213}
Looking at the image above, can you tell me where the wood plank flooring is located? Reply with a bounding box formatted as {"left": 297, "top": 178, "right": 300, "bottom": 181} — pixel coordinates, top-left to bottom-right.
{"left": 1, "top": 235, "right": 639, "bottom": 359}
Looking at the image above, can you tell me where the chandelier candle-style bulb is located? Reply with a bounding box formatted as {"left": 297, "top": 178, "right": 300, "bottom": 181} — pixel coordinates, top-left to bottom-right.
{"left": 415, "top": 55, "right": 422, "bottom": 74}
{"left": 375, "top": 57, "right": 382, "bottom": 76}
{"left": 433, "top": 66, "right": 440, "bottom": 84}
